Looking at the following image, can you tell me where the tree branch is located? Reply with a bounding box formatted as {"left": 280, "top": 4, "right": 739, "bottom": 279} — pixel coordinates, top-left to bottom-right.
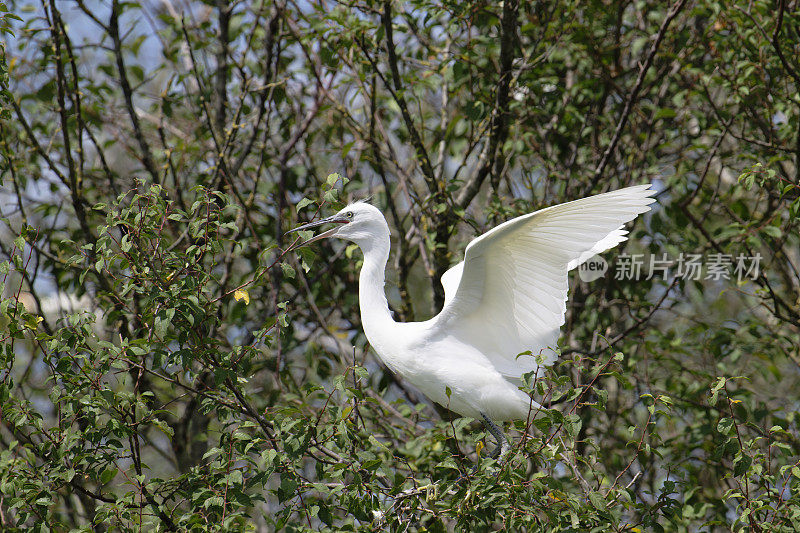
{"left": 109, "top": 0, "right": 162, "bottom": 184}
{"left": 381, "top": 0, "right": 438, "bottom": 192}
{"left": 455, "top": 0, "right": 519, "bottom": 208}
{"left": 589, "top": 0, "right": 687, "bottom": 191}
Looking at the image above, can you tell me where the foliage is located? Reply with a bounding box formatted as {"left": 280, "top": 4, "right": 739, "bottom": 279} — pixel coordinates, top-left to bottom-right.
{"left": 1, "top": 0, "right": 800, "bottom": 530}
{"left": 0, "top": 1, "right": 20, "bottom": 119}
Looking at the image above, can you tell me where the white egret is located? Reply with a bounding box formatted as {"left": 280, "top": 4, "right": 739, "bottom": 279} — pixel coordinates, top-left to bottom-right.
{"left": 288, "top": 185, "right": 655, "bottom": 462}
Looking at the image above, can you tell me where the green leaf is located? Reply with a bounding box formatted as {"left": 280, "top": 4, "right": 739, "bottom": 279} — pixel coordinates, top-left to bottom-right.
{"left": 277, "top": 476, "right": 298, "bottom": 503}
{"left": 154, "top": 314, "right": 170, "bottom": 338}
{"left": 654, "top": 107, "right": 677, "bottom": 120}
{"left": 296, "top": 198, "right": 314, "bottom": 211}
{"left": 323, "top": 189, "right": 338, "bottom": 203}
{"left": 100, "top": 468, "right": 117, "bottom": 484}
{"left": 280, "top": 262, "right": 295, "bottom": 279}
{"left": 733, "top": 455, "right": 752, "bottom": 477}
{"left": 588, "top": 491, "right": 605, "bottom": 509}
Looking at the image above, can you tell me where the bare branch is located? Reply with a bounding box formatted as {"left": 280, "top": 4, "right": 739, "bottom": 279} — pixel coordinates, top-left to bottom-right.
{"left": 589, "top": 0, "right": 688, "bottom": 191}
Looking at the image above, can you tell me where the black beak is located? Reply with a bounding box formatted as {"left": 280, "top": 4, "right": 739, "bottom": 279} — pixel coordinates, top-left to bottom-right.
{"left": 285, "top": 215, "right": 350, "bottom": 247}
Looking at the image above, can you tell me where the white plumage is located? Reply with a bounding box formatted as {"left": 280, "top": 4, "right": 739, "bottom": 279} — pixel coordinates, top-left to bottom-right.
{"left": 289, "top": 185, "right": 655, "bottom": 458}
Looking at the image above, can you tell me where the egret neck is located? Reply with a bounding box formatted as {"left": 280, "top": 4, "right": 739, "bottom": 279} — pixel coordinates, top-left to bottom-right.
{"left": 354, "top": 220, "right": 396, "bottom": 350}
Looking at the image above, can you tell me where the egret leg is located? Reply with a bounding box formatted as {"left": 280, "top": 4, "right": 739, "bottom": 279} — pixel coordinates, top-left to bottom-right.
{"left": 480, "top": 413, "right": 511, "bottom": 463}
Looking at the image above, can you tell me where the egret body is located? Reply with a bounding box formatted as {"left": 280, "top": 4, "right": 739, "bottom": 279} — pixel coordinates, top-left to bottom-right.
{"left": 289, "top": 185, "right": 656, "bottom": 461}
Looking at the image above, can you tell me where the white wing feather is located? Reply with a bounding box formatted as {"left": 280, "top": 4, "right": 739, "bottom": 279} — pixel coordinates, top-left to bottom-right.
{"left": 440, "top": 262, "right": 463, "bottom": 308}
{"left": 433, "top": 185, "right": 656, "bottom": 379}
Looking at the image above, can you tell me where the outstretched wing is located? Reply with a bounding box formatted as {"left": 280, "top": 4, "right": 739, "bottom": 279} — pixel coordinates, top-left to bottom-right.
{"left": 433, "top": 185, "right": 656, "bottom": 379}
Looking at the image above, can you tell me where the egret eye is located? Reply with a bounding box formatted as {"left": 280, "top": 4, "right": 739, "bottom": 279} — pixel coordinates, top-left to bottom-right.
{"left": 345, "top": 211, "right": 354, "bottom": 219}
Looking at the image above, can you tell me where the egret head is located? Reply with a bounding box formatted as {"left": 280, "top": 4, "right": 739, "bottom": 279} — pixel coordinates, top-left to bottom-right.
{"left": 287, "top": 201, "right": 389, "bottom": 250}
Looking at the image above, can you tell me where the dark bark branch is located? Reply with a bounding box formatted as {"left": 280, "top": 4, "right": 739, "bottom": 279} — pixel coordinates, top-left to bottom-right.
{"left": 47, "top": 0, "right": 78, "bottom": 194}
{"left": 47, "top": 0, "right": 96, "bottom": 246}
{"left": 177, "top": 18, "right": 235, "bottom": 195}
{"left": 364, "top": 1, "right": 451, "bottom": 310}
{"left": 230, "top": 4, "right": 283, "bottom": 177}
{"left": 214, "top": 0, "right": 231, "bottom": 136}
{"left": 109, "top": 0, "right": 162, "bottom": 184}
{"left": 455, "top": 0, "right": 519, "bottom": 208}
{"left": 771, "top": 0, "right": 800, "bottom": 183}
{"left": 489, "top": 0, "right": 519, "bottom": 194}
{"left": 8, "top": 95, "right": 69, "bottom": 188}
{"left": 681, "top": 205, "right": 800, "bottom": 328}
{"left": 56, "top": 9, "right": 87, "bottom": 182}
{"left": 381, "top": 0, "right": 437, "bottom": 192}
{"left": 771, "top": 0, "right": 800, "bottom": 86}
{"left": 589, "top": 0, "right": 688, "bottom": 191}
